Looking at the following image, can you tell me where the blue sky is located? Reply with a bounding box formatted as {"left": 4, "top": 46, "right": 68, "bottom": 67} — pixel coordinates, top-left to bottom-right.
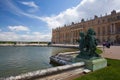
{"left": 0, "top": 0, "right": 120, "bottom": 41}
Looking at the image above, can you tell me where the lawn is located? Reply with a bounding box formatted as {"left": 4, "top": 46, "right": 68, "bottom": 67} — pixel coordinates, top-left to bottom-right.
{"left": 95, "top": 48, "right": 103, "bottom": 54}
{"left": 74, "top": 58, "right": 120, "bottom": 80}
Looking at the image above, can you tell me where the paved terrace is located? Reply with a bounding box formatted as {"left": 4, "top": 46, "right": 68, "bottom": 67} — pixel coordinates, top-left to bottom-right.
{"left": 52, "top": 44, "right": 120, "bottom": 60}
{"left": 51, "top": 44, "right": 79, "bottom": 48}
{"left": 101, "top": 46, "right": 120, "bottom": 60}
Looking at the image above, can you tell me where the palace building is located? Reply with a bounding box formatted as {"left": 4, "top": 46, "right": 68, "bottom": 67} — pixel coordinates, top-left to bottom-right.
{"left": 52, "top": 10, "right": 120, "bottom": 44}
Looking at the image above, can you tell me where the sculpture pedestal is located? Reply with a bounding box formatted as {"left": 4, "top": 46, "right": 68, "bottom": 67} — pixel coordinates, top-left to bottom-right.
{"left": 84, "top": 58, "right": 107, "bottom": 71}
{"left": 74, "top": 57, "right": 107, "bottom": 71}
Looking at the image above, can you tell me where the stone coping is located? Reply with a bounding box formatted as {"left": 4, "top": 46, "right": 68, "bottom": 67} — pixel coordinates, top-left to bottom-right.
{"left": 4, "top": 62, "right": 85, "bottom": 80}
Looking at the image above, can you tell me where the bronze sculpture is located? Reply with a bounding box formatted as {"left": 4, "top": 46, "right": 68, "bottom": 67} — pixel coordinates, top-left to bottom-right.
{"left": 77, "top": 28, "right": 100, "bottom": 59}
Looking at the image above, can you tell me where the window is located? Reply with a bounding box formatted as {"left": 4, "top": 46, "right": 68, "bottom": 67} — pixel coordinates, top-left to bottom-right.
{"left": 117, "top": 16, "right": 120, "bottom": 20}
{"left": 98, "top": 20, "right": 100, "bottom": 24}
{"left": 98, "top": 27, "right": 100, "bottom": 35}
{"left": 102, "top": 19, "right": 105, "bottom": 23}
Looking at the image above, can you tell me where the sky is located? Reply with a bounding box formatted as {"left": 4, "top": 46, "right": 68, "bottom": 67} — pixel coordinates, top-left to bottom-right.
{"left": 0, "top": 0, "right": 120, "bottom": 41}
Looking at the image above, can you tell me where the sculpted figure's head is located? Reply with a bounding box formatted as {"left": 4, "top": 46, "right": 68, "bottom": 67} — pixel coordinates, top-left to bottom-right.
{"left": 87, "top": 28, "right": 96, "bottom": 35}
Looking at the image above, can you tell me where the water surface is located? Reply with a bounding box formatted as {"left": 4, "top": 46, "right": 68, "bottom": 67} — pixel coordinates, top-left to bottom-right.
{"left": 0, "top": 46, "right": 78, "bottom": 77}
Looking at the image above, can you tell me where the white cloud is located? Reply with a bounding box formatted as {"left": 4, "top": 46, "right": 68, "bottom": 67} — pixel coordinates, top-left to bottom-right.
{"left": 21, "top": 1, "right": 39, "bottom": 9}
{"left": 3, "top": 0, "right": 120, "bottom": 29}
{"left": 8, "top": 25, "right": 30, "bottom": 32}
{"left": 0, "top": 32, "right": 18, "bottom": 41}
{"left": 40, "top": 7, "right": 80, "bottom": 28}
{"left": 1, "top": 0, "right": 120, "bottom": 41}
{"left": 40, "top": 0, "right": 120, "bottom": 29}
{"left": 32, "top": 32, "right": 41, "bottom": 35}
{"left": 0, "top": 31, "right": 51, "bottom": 41}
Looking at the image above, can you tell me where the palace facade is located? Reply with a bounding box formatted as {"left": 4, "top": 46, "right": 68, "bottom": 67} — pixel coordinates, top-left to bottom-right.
{"left": 52, "top": 10, "right": 120, "bottom": 44}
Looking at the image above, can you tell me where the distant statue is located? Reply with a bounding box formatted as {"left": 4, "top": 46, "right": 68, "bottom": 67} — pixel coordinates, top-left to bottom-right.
{"left": 77, "top": 28, "right": 100, "bottom": 59}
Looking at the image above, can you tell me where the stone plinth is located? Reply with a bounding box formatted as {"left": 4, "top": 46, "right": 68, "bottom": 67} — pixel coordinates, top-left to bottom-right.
{"left": 85, "top": 58, "right": 107, "bottom": 71}
{"left": 74, "top": 57, "right": 107, "bottom": 71}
